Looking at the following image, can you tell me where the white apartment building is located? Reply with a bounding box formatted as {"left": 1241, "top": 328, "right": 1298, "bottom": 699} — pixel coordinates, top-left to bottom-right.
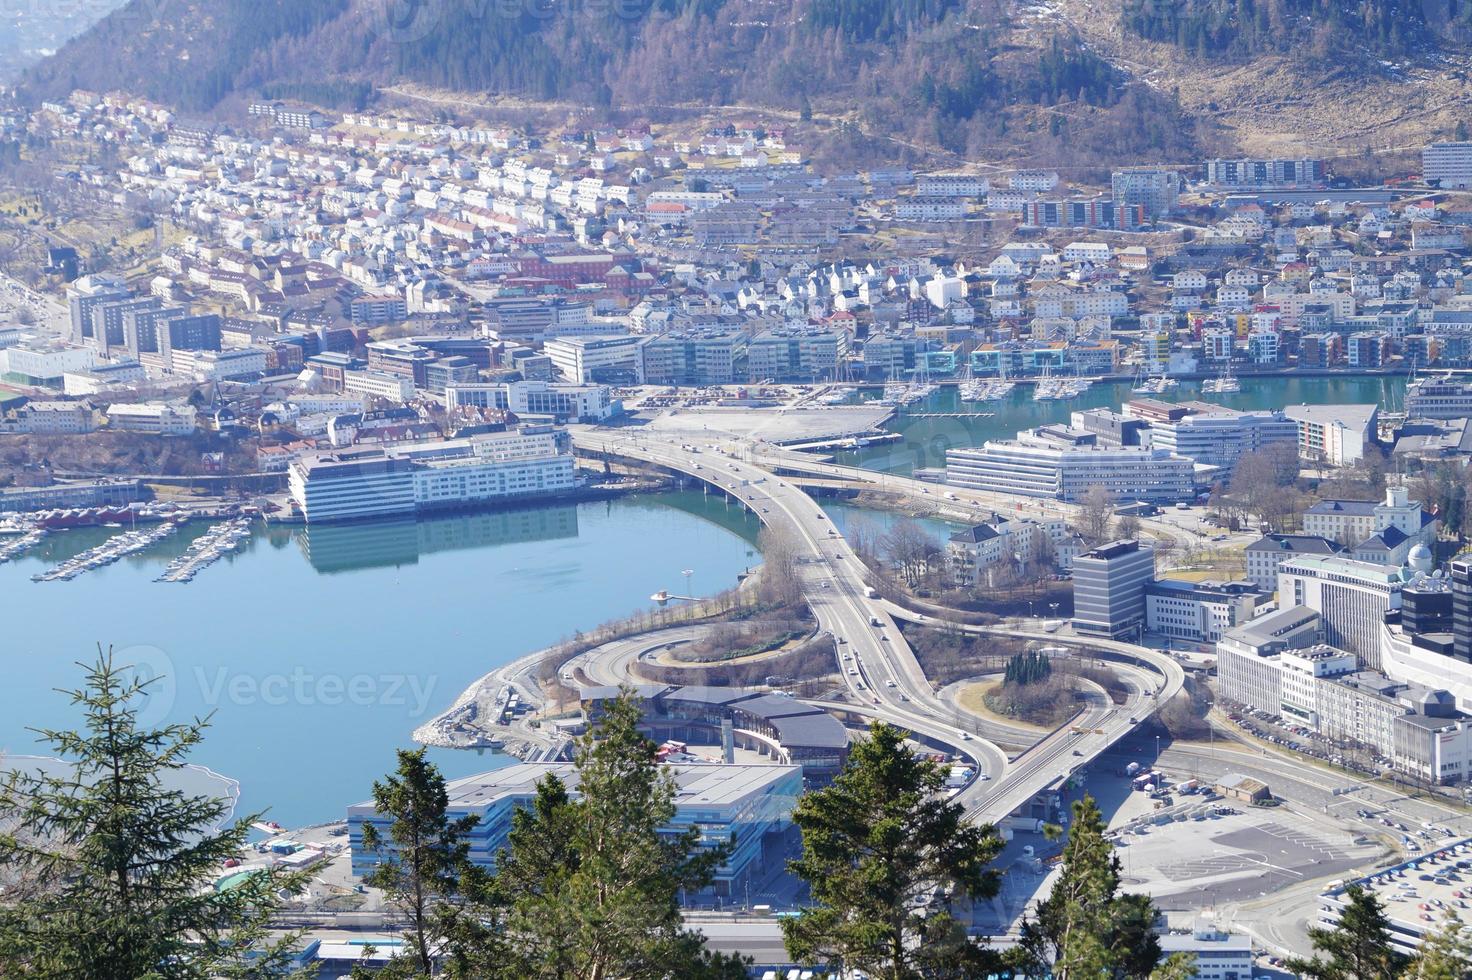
{"left": 915, "top": 173, "right": 988, "bottom": 197}
{"left": 10, "top": 400, "right": 97, "bottom": 434}
{"left": 946, "top": 516, "right": 1073, "bottom": 585}
{"left": 104, "top": 402, "right": 198, "bottom": 435}
{"left": 1145, "top": 579, "right": 1260, "bottom": 644}
{"left": 443, "top": 380, "right": 616, "bottom": 421}
{"left": 544, "top": 335, "right": 645, "bottom": 384}
{"left": 1424, "top": 141, "right": 1472, "bottom": 190}
{"left": 1137, "top": 405, "right": 1298, "bottom": 471}
{"left": 945, "top": 430, "right": 1194, "bottom": 503}
{"left": 894, "top": 197, "right": 965, "bottom": 221}
{"left": 343, "top": 369, "right": 416, "bottom": 403}
{"left": 289, "top": 430, "right": 577, "bottom": 523}
{"left": 1284, "top": 403, "right": 1378, "bottom": 467}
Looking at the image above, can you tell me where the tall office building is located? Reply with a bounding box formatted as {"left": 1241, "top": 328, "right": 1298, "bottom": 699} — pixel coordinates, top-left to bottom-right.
{"left": 1424, "top": 142, "right": 1472, "bottom": 190}
{"left": 1277, "top": 555, "right": 1410, "bottom": 670}
{"left": 1453, "top": 560, "right": 1472, "bottom": 664}
{"left": 1072, "top": 540, "right": 1155, "bottom": 640}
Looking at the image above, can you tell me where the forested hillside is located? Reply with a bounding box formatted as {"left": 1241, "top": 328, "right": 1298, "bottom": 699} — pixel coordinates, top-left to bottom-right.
{"left": 23, "top": 0, "right": 1471, "bottom": 165}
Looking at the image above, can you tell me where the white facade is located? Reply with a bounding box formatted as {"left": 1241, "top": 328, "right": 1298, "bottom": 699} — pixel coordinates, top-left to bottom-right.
{"left": 1424, "top": 142, "right": 1472, "bottom": 190}
{"left": 946, "top": 433, "right": 1194, "bottom": 503}
{"left": 105, "top": 402, "right": 198, "bottom": 435}
{"left": 343, "top": 369, "right": 416, "bottom": 403}
{"left": 289, "top": 430, "right": 578, "bottom": 523}
{"left": 1277, "top": 555, "right": 1409, "bottom": 669}
{"left": 543, "top": 335, "right": 645, "bottom": 384}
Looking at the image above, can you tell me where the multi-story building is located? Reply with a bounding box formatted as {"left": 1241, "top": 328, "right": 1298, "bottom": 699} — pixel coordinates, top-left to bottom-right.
{"left": 1284, "top": 404, "right": 1379, "bottom": 467}
{"left": 1424, "top": 141, "right": 1472, "bottom": 190}
{"left": 1110, "top": 167, "right": 1182, "bottom": 218}
{"left": 104, "top": 402, "right": 197, "bottom": 435}
{"left": 1277, "top": 555, "right": 1412, "bottom": 668}
{"left": 1216, "top": 606, "right": 1324, "bottom": 711}
{"left": 342, "top": 369, "right": 416, "bottom": 403}
{"left": 1072, "top": 540, "right": 1155, "bottom": 640}
{"left": 1302, "top": 487, "right": 1437, "bottom": 552}
{"left": 1244, "top": 533, "right": 1344, "bottom": 591}
{"left": 7, "top": 400, "right": 97, "bottom": 434}
{"left": 544, "top": 335, "right": 645, "bottom": 384}
{"left": 1145, "top": 578, "right": 1261, "bottom": 644}
{"left": 1203, "top": 158, "right": 1325, "bottom": 190}
{"left": 349, "top": 295, "right": 409, "bottom": 325}
{"left": 444, "top": 380, "right": 617, "bottom": 422}
{"left": 1406, "top": 376, "right": 1472, "bottom": 419}
{"left": 746, "top": 327, "right": 843, "bottom": 382}
{"left": 862, "top": 333, "right": 919, "bottom": 379}
{"left": 945, "top": 429, "right": 1195, "bottom": 503}
{"left": 349, "top": 761, "right": 802, "bottom": 900}
{"left": 1131, "top": 402, "right": 1298, "bottom": 472}
{"left": 289, "top": 429, "right": 578, "bottom": 523}
{"left": 946, "top": 516, "right": 1074, "bottom": 585}
{"left": 640, "top": 331, "right": 746, "bottom": 386}
{"left": 1157, "top": 928, "right": 1255, "bottom": 980}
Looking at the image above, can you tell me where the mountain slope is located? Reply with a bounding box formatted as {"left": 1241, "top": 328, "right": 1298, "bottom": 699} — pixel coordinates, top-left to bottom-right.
{"left": 22, "top": 0, "right": 1468, "bottom": 165}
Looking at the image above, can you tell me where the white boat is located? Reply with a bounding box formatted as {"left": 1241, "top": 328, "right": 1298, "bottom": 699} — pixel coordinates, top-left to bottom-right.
{"left": 1202, "top": 367, "right": 1240, "bottom": 394}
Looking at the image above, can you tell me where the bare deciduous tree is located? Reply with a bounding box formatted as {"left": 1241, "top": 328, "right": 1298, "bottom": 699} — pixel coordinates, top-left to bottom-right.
{"left": 1077, "top": 485, "right": 1115, "bottom": 548}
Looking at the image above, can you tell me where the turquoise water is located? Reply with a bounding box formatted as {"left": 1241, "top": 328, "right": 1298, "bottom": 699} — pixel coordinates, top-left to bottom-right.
{"left": 0, "top": 491, "right": 761, "bottom": 828}
{"left": 845, "top": 375, "right": 1406, "bottom": 474}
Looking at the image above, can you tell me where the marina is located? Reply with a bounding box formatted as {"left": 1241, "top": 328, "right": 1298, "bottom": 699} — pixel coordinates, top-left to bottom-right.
{"left": 0, "top": 525, "right": 47, "bottom": 565}
{"left": 30, "top": 519, "right": 185, "bottom": 583}
{"left": 155, "top": 517, "right": 254, "bottom": 583}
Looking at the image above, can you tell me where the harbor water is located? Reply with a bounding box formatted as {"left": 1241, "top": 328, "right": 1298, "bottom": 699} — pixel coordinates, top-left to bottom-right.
{"left": 0, "top": 374, "right": 1400, "bottom": 826}
{"left": 0, "top": 491, "right": 761, "bottom": 827}
{"left": 846, "top": 375, "right": 1407, "bottom": 474}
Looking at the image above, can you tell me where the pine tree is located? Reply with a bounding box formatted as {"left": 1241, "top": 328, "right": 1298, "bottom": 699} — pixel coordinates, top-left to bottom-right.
{"left": 0, "top": 648, "right": 310, "bottom": 979}
{"left": 457, "top": 691, "right": 748, "bottom": 979}
{"left": 782, "top": 722, "right": 1006, "bottom": 979}
{"left": 1410, "top": 905, "right": 1472, "bottom": 980}
{"left": 1285, "top": 884, "right": 1406, "bottom": 979}
{"left": 1014, "top": 795, "right": 1177, "bottom": 979}
{"left": 359, "top": 747, "right": 482, "bottom": 976}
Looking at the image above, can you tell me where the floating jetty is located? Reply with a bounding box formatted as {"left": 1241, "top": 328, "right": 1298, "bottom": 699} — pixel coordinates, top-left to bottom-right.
{"left": 155, "top": 517, "right": 252, "bottom": 583}
{"left": 31, "top": 519, "right": 185, "bottom": 583}
{"left": 0, "top": 526, "right": 47, "bottom": 565}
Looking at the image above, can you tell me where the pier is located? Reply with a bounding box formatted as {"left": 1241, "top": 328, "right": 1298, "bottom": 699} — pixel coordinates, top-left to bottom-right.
{"left": 0, "top": 526, "right": 47, "bottom": 565}
{"left": 156, "top": 517, "right": 252, "bottom": 583}
{"left": 31, "top": 520, "right": 184, "bottom": 583}
{"left": 903, "top": 412, "right": 997, "bottom": 419}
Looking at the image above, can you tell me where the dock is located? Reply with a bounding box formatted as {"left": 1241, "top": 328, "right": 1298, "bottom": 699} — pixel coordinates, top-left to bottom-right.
{"left": 0, "top": 526, "right": 47, "bottom": 565}
{"left": 155, "top": 517, "right": 252, "bottom": 583}
{"left": 900, "top": 409, "right": 995, "bottom": 417}
{"left": 31, "top": 519, "right": 185, "bottom": 583}
{"left": 784, "top": 431, "right": 903, "bottom": 452}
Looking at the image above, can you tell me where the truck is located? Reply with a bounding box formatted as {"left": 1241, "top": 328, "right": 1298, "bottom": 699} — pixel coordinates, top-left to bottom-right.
{"left": 1173, "top": 779, "right": 1200, "bottom": 794}
{"left": 1002, "top": 816, "right": 1045, "bottom": 834}
{"left": 863, "top": 586, "right": 878, "bottom": 599}
{"left": 1124, "top": 761, "right": 1142, "bottom": 778}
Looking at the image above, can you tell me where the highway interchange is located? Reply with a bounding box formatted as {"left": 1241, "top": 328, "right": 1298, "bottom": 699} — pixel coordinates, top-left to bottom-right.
{"left": 569, "top": 426, "right": 1185, "bottom": 823}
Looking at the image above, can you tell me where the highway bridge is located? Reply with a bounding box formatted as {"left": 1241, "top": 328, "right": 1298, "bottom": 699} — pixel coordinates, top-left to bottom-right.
{"left": 571, "top": 427, "right": 1186, "bottom": 823}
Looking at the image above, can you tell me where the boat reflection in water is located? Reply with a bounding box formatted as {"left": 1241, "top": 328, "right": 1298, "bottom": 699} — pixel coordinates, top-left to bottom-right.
{"left": 296, "top": 505, "right": 581, "bottom": 574}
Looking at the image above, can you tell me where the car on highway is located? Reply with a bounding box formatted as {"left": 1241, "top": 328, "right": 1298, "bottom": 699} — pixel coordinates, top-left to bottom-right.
{"left": 959, "top": 732, "right": 971, "bottom": 740}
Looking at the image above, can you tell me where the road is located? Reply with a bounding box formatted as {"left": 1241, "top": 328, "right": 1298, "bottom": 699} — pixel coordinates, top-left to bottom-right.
{"left": 746, "top": 444, "right": 1206, "bottom": 557}
{"left": 572, "top": 427, "right": 1184, "bottom": 819}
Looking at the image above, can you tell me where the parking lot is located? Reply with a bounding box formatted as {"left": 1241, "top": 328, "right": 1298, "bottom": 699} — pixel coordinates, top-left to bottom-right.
{"left": 1111, "top": 806, "right": 1377, "bottom": 908}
